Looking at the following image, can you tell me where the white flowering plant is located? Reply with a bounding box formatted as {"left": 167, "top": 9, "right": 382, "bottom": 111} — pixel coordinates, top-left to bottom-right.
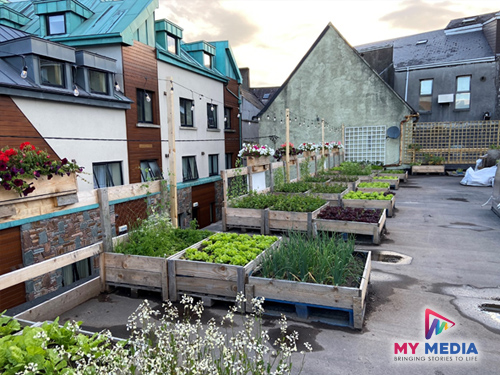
{"left": 9, "top": 294, "right": 311, "bottom": 375}
{"left": 238, "top": 143, "right": 275, "bottom": 158}
{"left": 297, "top": 142, "right": 319, "bottom": 152}
{"left": 331, "top": 141, "right": 344, "bottom": 150}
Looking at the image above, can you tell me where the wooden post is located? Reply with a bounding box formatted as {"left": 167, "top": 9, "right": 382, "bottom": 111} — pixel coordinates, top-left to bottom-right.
{"left": 269, "top": 164, "right": 274, "bottom": 192}
{"left": 97, "top": 188, "right": 112, "bottom": 292}
{"left": 321, "top": 119, "right": 325, "bottom": 158}
{"left": 167, "top": 77, "right": 178, "bottom": 228}
{"left": 285, "top": 108, "right": 290, "bottom": 182}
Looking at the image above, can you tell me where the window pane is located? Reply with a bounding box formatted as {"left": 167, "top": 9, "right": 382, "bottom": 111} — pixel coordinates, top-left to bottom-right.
{"left": 89, "top": 70, "right": 108, "bottom": 94}
{"left": 420, "top": 80, "right": 432, "bottom": 95}
{"left": 225, "top": 153, "right": 232, "bottom": 169}
{"left": 207, "top": 104, "right": 217, "bottom": 128}
{"left": 93, "top": 162, "right": 122, "bottom": 188}
{"left": 224, "top": 107, "right": 231, "bottom": 129}
{"left": 204, "top": 53, "right": 212, "bottom": 68}
{"left": 137, "top": 90, "right": 153, "bottom": 122}
{"left": 40, "top": 58, "right": 64, "bottom": 87}
{"left": 48, "top": 14, "right": 65, "bottom": 35}
{"left": 419, "top": 96, "right": 432, "bottom": 112}
{"left": 209, "top": 155, "right": 218, "bottom": 176}
{"left": 455, "top": 93, "right": 470, "bottom": 109}
{"left": 182, "top": 157, "right": 199, "bottom": 181}
{"left": 167, "top": 35, "right": 177, "bottom": 54}
{"left": 457, "top": 76, "right": 470, "bottom": 92}
{"left": 180, "top": 98, "right": 193, "bottom": 126}
{"left": 140, "top": 160, "right": 161, "bottom": 181}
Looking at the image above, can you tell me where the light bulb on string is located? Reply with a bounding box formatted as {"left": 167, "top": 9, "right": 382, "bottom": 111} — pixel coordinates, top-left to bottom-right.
{"left": 73, "top": 84, "right": 80, "bottom": 97}
{"left": 114, "top": 81, "right": 120, "bottom": 91}
{"left": 21, "top": 66, "right": 28, "bottom": 79}
{"left": 266, "top": 114, "right": 270, "bottom": 120}
{"left": 191, "top": 103, "right": 195, "bottom": 111}
{"left": 145, "top": 92, "right": 151, "bottom": 102}
{"left": 210, "top": 99, "right": 214, "bottom": 111}
{"left": 237, "top": 112, "right": 241, "bottom": 118}
{"left": 273, "top": 116, "right": 276, "bottom": 121}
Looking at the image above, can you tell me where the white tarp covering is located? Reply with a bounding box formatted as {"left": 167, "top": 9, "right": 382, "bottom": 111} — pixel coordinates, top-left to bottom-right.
{"left": 460, "top": 165, "right": 497, "bottom": 187}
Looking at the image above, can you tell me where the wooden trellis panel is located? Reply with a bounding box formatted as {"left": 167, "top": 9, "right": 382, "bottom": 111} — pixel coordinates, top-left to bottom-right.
{"left": 403, "top": 121, "right": 500, "bottom": 164}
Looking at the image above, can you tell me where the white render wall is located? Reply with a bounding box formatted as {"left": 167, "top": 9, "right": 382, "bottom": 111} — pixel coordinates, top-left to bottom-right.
{"left": 12, "top": 97, "right": 129, "bottom": 192}
{"left": 157, "top": 62, "right": 225, "bottom": 183}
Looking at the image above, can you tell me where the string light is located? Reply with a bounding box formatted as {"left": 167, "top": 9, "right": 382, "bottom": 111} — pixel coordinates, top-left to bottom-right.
{"left": 114, "top": 81, "right": 120, "bottom": 91}
{"left": 145, "top": 92, "right": 151, "bottom": 102}
{"left": 237, "top": 112, "right": 241, "bottom": 118}
{"left": 73, "top": 84, "right": 79, "bottom": 97}
{"left": 210, "top": 99, "right": 214, "bottom": 111}
{"left": 20, "top": 57, "right": 28, "bottom": 79}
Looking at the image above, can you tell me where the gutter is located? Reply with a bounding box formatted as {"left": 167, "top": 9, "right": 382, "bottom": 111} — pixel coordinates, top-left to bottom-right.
{"left": 395, "top": 56, "right": 495, "bottom": 72}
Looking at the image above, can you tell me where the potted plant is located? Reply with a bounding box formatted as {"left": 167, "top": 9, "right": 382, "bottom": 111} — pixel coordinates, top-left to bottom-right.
{"left": 330, "top": 141, "right": 344, "bottom": 154}
{"left": 411, "top": 153, "right": 446, "bottom": 175}
{"left": 0, "top": 142, "right": 82, "bottom": 204}
{"left": 273, "top": 143, "right": 302, "bottom": 163}
{"left": 238, "top": 143, "right": 275, "bottom": 167}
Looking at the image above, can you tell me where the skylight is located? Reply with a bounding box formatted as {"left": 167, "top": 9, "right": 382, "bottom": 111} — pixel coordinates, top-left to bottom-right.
{"left": 462, "top": 17, "right": 477, "bottom": 23}
{"left": 263, "top": 93, "right": 270, "bottom": 99}
{"left": 416, "top": 40, "right": 428, "bottom": 45}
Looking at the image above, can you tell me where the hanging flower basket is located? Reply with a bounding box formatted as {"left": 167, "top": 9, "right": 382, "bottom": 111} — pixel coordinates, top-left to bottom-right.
{"left": 245, "top": 155, "right": 271, "bottom": 167}
{"left": 302, "top": 151, "right": 316, "bottom": 158}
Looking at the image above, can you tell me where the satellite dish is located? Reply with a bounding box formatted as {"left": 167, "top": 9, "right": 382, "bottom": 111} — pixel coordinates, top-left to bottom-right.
{"left": 387, "top": 126, "right": 400, "bottom": 139}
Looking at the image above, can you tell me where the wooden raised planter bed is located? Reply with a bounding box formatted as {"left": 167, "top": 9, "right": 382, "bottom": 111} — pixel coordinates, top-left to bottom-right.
{"left": 309, "top": 187, "right": 349, "bottom": 205}
{"left": 411, "top": 165, "right": 445, "bottom": 175}
{"left": 356, "top": 187, "right": 389, "bottom": 193}
{"left": 245, "top": 250, "right": 371, "bottom": 329}
{"left": 342, "top": 195, "right": 396, "bottom": 217}
{"left": 313, "top": 208, "right": 386, "bottom": 245}
{"left": 167, "top": 237, "right": 281, "bottom": 307}
{"left": 376, "top": 171, "right": 408, "bottom": 182}
{"left": 268, "top": 203, "right": 327, "bottom": 234}
{"left": 372, "top": 178, "right": 399, "bottom": 189}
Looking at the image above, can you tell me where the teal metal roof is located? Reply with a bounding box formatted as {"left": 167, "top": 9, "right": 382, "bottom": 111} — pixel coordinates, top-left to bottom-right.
{"left": 211, "top": 40, "right": 242, "bottom": 83}
{"left": 4, "top": 0, "right": 158, "bottom": 46}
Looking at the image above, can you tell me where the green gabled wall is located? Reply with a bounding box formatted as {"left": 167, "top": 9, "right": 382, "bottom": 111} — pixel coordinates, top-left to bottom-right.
{"left": 258, "top": 23, "right": 413, "bottom": 164}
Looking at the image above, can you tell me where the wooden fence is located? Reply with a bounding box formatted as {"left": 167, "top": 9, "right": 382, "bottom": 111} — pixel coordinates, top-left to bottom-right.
{"left": 403, "top": 120, "right": 500, "bottom": 164}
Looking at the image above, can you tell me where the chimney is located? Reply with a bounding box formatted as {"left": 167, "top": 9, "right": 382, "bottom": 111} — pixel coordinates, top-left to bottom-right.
{"left": 240, "top": 68, "right": 250, "bottom": 89}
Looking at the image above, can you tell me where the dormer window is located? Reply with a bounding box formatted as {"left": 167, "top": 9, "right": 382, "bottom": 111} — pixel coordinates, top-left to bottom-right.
{"left": 167, "top": 34, "right": 178, "bottom": 54}
{"left": 40, "top": 58, "right": 65, "bottom": 87}
{"left": 203, "top": 52, "right": 212, "bottom": 69}
{"left": 47, "top": 14, "right": 66, "bottom": 35}
{"left": 89, "top": 69, "right": 108, "bottom": 95}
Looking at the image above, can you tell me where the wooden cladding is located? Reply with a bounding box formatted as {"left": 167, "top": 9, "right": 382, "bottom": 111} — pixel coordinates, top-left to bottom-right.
{"left": 192, "top": 182, "right": 216, "bottom": 229}
{"left": 224, "top": 79, "right": 241, "bottom": 168}
{"left": 0, "top": 95, "right": 59, "bottom": 157}
{"left": 122, "top": 42, "right": 162, "bottom": 183}
{"left": 0, "top": 226, "right": 26, "bottom": 311}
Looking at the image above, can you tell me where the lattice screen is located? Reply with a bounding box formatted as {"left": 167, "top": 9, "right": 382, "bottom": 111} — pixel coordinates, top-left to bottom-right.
{"left": 345, "top": 126, "right": 386, "bottom": 164}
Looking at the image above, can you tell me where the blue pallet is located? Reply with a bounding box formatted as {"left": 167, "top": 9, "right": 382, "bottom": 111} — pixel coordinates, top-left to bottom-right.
{"left": 260, "top": 298, "right": 355, "bottom": 328}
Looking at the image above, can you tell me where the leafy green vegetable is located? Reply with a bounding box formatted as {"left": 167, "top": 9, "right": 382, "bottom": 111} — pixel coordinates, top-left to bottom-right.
{"left": 231, "top": 193, "right": 326, "bottom": 212}
{"left": 358, "top": 182, "right": 390, "bottom": 188}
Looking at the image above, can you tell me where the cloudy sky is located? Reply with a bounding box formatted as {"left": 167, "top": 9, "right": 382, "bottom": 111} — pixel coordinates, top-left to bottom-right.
{"left": 156, "top": 0, "right": 499, "bottom": 87}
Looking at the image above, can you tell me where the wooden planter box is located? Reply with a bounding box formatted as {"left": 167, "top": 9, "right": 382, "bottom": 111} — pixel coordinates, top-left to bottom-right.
{"left": 313, "top": 207, "right": 386, "bottom": 245}
{"left": 372, "top": 178, "right": 399, "bottom": 189}
{"left": 245, "top": 156, "right": 270, "bottom": 167}
{"left": 309, "top": 187, "right": 349, "bottom": 205}
{"left": 302, "top": 151, "right": 316, "bottom": 159}
{"left": 224, "top": 206, "right": 266, "bottom": 233}
{"left": 376, "top": 171, "right": 408, "bottom": 182}
{"left": 245, "top": 250, "right": 371, "bottom": 329}
{"left": 167, "top": 237, "right": 281, "bottom": 306}
{"left": 268, "top": 203, "right": 328, "bottom": 234}
{"left": 411, "top": 165, "right": 445, "bottom": 175}
{"left": 342, "top": 195, "right": 396, "bottom": 217}
{"left": 0, "top": 173, "right": 78, "bottom": 206}
{"left": 357, "top": 187, "right": 390, "bottom": 193}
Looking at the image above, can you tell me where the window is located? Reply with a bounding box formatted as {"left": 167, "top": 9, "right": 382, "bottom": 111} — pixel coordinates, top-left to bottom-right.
{"left": 93, "top": 162, "right": 123, "bottom": 188}
{"left": 225, "top": 153, "right": 233, "bottom": 169}
{"left": 167, "top": 34, "right": 178, "bottom": 54}
{"left": 224, "top": 107, "right": 231, "bottom": 129}
{"left": 62, "top": 259, "right": 91, "bottom": 287}
{"left": 137, "top": 89, "right": 153, "bottom": 123}
{"left": 203, "top": 52, "right": 212, "bottom": 68}
{"left": 89, "top": 69, "right": 108, "bottom": 95}
{"left": 140, "top": 160, "right": 162, "bottom": 182}
{"left": 180, "top": 98, "right": 194, "bottom": 126}
{"left": 40, "top": 58, "right": 65, "bottom": 87}
{"left": 182, "top": 156, "right": 199, "bottom": 181}
{"left": 47, "top": 14, "right": 65, "bottom": 35}
{"left": 419, "top": 79, "right": 433, "bottom": 112}
{"left": 207, "top": 103, "right": 218, "bottom": 129}
{"left": 209, "top": 154, "right": 219, "bottom": 176}
{"left": 455, "top": 76, "right": 471, "bottom": 110}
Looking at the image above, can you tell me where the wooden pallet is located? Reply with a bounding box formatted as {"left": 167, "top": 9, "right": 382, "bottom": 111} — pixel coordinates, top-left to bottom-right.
{"left": 313, "top": 208, "right": 386, "bottom": 245}
{"left": 246, "top": 251, "right": 371, "bottom": 329}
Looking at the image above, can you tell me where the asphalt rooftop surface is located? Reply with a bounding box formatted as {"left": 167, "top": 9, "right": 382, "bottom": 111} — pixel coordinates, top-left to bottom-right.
{"left": 59, "top": 175, "right": 500, "bottom": 375}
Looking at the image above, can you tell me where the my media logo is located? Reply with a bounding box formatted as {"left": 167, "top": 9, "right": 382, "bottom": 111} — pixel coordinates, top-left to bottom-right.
{"left": 425, "top": 308, "right": 455, "bottom": 340}
{"left": 393, "top": 308, "right": 478, "bottom": 363}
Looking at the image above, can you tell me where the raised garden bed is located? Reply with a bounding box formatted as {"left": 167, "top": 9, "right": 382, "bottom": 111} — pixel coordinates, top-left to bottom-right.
{"left": 106, "top": 222, "right": 213, "bottom": 300}
{"left": 357, "top": 182, "right": 390, "bottom": 193}
{"left": 372, "top": 176, "right": 400, "bottom": 189}
{"left": 245, "top": 232, "right": 371, "bottom": 329}
{"left": 167, "top": 233, "right": 280, "bottom": 307}
{"left": 308, "top": 184, "right": 349, "bottom": 204}
{"left": 411, "top": 165, "right": 445, "bottom": 175}
{"left": 342, "top": 191, "right": 396, "bottom": 217}
{"left": 375, "top": 170, "right": 408, "bottom": 182}
{"left": 313, "top": 205, "right": 386, "bottom": 244}
{"left": 225, "top": 193, "right": 327, "bottom": 234}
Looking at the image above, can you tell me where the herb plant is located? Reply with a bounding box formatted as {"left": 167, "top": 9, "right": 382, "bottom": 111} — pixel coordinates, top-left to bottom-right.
{"left": 184, "top": 232, "right": 278, "bottom": 265}
{"left": 274, "top": 181, "right": 311, "bottom": 193}
{"left": 303, "top": 175, "right": 329, "bottom": 183}
{"left": 308, "top": 184, "right": 347, "bottom": 194}
{"left": 258, "top": 231, "right": 364, "bottom": 287}
{"left": 373, "top": 176, "right": 398, "bottom": 180}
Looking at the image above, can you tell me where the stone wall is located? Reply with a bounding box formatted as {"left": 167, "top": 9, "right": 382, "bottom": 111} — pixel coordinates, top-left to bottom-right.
{"left": 215, "top": 180, "right": 223, "bottom": 221}
{"left": 21, "top": 206, "right": 115, "bottom": 301}
{"left": 177, "top": 186, "right": 192, "bottom": 229}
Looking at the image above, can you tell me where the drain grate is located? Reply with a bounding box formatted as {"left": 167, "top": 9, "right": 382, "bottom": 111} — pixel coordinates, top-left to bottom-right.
{"left": 370, "top": 251, "right": 412, "bottom": 265}
{"left": 480, "top": 304, "right": 500, "bottom": 314}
